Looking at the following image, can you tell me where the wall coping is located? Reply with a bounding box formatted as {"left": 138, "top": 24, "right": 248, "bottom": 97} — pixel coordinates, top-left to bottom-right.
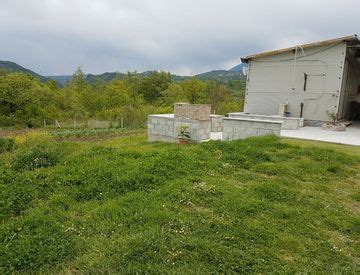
{"left": 148, "top": 114, "right": 174, "bottom": 118}
{"left": 224, "top": 117, "right": 282, "bottom": 124}
{"left": 228, "top": 112, "right": 304, "bottom": 121}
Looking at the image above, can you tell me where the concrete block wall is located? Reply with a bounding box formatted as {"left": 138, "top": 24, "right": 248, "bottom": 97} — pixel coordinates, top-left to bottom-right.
{"left": 174, "top": 118, "right": 211, "bottom": 141}
{"left": 147, "top": 114, "right": 176, "bottom": 143}
{"left": 228, "top": 112, "right": 304, "bottom": 130}
{"left": 174, "top": 103, "right": 211, "bottom": 121}
{"left": 148, "top": 114, "right": 211, "bottom": 142}
{"left": 223, "top": 118, "right": 281, "bottom": 141}
{"left": 210, "top": 115, "right": 224, "bottom": 132}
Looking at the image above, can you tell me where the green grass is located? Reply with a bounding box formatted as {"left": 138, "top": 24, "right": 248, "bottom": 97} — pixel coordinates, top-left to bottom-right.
{"left": 0, "top": 132, "right": 359, "bottom": 273}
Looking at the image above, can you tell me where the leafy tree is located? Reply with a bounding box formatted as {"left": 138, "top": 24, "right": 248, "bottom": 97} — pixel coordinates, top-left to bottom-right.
{"left": 0, "top": 73, "right": 43, "bottom": 126}
{"left": 204, "top": 81, "right": 231, "bottom": 113}
{"left": 69, "top": 67, "right": 88, "bottom": 92}
{"left": 0, "top": 68, "right": 244, "bottom": 127}
{"left": 138, "top": 71, "right": 172, "bottom": 103}
{"left": 180, "top": 78, "right": 206, "bottom": 104}
{"left": 160, "top": 84, "right": 187, "bottom": 105}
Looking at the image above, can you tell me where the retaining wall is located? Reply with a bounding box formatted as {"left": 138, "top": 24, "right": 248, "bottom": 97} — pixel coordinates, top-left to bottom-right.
{"left": 228, "top": 112, "right": 304, "bottom": 130}
{"left": 223, "top": 118, "right": 281, "bottom": 141}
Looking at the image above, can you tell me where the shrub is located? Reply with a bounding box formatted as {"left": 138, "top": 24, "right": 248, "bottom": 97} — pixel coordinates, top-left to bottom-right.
{"left": 0, "top": 137, "right": 15, "bottom": 153}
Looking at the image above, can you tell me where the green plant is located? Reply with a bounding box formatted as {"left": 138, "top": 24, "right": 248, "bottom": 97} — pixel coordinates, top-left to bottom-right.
{"left": 178, "top": 125, "right": 191, "bottom": 139}
{"left": 327, "top": 111, "right": 338, "bottom": 125}
{"left": 0, "top": 137, "right": 15, "bottom": 153}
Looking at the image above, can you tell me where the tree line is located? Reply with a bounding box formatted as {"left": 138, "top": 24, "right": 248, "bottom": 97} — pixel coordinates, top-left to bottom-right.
{"left": 0, "top": 68, "right": 244, "bottom": 128}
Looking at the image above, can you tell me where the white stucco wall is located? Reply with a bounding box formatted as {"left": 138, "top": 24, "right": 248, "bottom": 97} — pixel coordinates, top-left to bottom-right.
{"left": 244, "top": 42, "right": 347, "bottom": 122}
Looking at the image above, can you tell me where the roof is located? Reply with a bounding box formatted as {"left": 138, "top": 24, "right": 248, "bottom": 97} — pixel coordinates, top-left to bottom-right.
{"left": 241, "top": 35, "right": 359, "bottom": 63}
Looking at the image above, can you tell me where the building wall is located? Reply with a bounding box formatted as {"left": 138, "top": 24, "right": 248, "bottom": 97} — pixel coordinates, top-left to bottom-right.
{"left": 244, "top": 42, "right": 347, "bottom": 122}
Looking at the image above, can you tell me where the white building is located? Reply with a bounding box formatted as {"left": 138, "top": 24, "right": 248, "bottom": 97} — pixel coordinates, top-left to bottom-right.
{"left": 241, "top": 35, "right": 360, "bottom": 125}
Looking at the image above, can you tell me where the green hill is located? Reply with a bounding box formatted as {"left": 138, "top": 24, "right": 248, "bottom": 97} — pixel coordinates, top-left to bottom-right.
{"left": 195, "top": 69, "right": 245, "bottom": 82}
{"left": 0, "top": 61, "right": 48, "bottom": 82}
{"left": 1, "top": 60, "right": 246, "bottom": 85}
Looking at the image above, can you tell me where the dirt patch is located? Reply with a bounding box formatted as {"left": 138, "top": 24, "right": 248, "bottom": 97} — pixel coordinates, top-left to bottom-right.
{"left": 54, "top": 129, "right": 146, "bottom": 142}
{"left": 0, "top": 128, "right": 34, "bottom": 137}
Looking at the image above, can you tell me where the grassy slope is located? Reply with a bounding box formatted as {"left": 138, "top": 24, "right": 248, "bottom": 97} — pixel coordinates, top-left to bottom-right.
{"left": 0, "top": 133, "right": 359, "bottom": 273}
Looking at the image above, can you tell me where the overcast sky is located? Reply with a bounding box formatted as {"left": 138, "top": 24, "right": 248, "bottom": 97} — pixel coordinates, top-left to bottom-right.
{"left": 1, "top": 0, "right": 359, "bottom": 76}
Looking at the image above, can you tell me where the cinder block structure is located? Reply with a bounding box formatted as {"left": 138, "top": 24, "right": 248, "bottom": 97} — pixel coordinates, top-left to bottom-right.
{"left": 148, "top": 103, "right": 283, "bottom": 143}
{"left": 223, "top": 118, "right": 281, "bottom": 141}
{"left": 148, "top": 103, "right": 212, "bottom": 143}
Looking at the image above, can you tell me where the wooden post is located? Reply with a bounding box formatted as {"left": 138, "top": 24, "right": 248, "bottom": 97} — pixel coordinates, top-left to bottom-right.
{"left": 121, "top": 117, "right": 124, "bottom": 128}
{"left": 43, "top": 119, "right": 47, "bottom": 128}
{"left": 55, "top": 120, "right": 61, "bottom": 128}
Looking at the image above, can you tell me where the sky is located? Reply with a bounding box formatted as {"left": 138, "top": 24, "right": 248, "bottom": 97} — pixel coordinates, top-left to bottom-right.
{"left": 1, "top": 0, "right": 359, "bottom": 76}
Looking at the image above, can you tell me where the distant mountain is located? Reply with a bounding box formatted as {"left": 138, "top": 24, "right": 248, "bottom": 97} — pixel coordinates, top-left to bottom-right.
{"left": 195, "top": 69, "right": 245, "bottom": 82}
{"left": 1, "top": 60, "right": 247, "bottom": 85}
{"left": 0, "top": 61, "right": 48, "bottom": 82}
{"left": 229, "top": 63, "right": 247, "bottom": 72}
{"left": 47, "top": 75, "right": 72, "bottom": 86}
{"left": 49, "top": 71, "right": 190, "bottom": 85}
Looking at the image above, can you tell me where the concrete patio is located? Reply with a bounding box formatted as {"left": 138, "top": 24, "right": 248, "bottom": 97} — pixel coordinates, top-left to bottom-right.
{"left": 281, "top": 122, "right": 360, "bottom": 146}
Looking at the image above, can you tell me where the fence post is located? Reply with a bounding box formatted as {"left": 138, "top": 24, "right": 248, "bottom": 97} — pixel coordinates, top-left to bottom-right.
{"left": 73, "top": 119, "right": 76, "bottom": 129}
{"left": 55, "top": 120, "right": 61, "bottom": 128}
{"left": 121, "top": 117, "right": 124, "bottom": 128}
{"left": 43, "top": 119, "right": 47, "bottom": 128}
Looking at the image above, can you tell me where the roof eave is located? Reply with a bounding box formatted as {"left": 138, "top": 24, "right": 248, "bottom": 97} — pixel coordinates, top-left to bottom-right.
{"left": 242, "top": 34, "right": 358, "bottom": 62}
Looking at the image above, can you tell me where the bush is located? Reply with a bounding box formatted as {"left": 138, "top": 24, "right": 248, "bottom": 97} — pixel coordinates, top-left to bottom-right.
{"left": 0, "top": 137, "right": 15, "bottom": 153}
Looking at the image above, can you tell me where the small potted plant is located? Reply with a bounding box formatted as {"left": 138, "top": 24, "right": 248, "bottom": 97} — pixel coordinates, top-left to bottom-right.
{"left": 178, "top": 125, "right": 191, "bottom": 144}
{"left": 322, "top": 111, "right": 346, "bottom": 131}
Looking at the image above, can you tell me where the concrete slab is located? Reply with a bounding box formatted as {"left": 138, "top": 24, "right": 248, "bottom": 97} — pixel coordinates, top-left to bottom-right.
{"left": 281, "top": 122, "right": 360, "bottom": 146}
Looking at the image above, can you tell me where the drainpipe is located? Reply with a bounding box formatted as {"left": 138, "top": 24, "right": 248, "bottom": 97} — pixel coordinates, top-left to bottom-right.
{"left": 300, "top": 103, "right": 304, "bottom": 118}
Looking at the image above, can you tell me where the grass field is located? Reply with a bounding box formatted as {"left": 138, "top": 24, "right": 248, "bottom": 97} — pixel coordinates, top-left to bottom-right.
{"left": 0, "top": 131, "right": 359, "bottom": 273}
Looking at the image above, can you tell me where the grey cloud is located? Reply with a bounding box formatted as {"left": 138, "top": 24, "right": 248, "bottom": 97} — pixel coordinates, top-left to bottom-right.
{"left": 0, "top": 0, "right": 359, "bottom": 75}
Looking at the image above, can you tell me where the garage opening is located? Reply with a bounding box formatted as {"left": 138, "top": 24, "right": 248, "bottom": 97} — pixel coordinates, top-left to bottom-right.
{"left": 339, "top": 46, "right": 360, "bottom": 121}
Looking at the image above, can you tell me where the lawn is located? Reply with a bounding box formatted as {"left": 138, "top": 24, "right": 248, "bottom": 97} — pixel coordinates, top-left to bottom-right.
{"left": 0, "top": 131, "right": 359, "bottom": 273}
